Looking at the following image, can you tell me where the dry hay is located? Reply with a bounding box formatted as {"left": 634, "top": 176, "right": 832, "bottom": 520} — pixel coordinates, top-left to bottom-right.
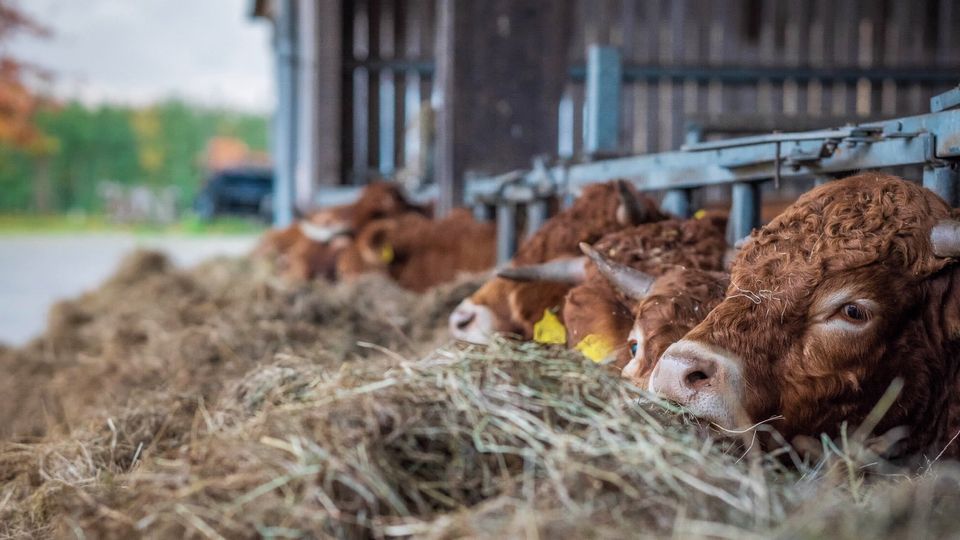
{"left": 1, "top": 251, "right": 959, "bottom": 538}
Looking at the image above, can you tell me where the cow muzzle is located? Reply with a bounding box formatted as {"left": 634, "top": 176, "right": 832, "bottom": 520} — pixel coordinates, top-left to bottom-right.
{"left": 648, "top": 340, "right": 747, "bottom": 430}
{"left": 449, "top": 299, "right": 497, "bottom": 345}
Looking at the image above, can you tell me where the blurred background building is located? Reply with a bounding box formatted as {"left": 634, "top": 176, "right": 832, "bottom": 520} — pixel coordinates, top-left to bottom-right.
{"left": 253, "top": 0, "right": 960, "bottom": 225}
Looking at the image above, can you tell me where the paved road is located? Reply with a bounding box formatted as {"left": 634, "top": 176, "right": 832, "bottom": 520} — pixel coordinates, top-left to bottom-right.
{"left": 0, "top": 234, "right": 258, "bottom": 346}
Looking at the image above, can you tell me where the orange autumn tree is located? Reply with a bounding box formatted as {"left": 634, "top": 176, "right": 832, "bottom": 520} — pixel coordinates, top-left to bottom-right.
{"left": 0, "top": 0, "right": 51, "bottom": 153}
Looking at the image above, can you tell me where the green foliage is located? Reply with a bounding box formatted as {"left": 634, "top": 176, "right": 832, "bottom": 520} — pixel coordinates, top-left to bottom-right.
{"left": 0, "top": 99, "right": 269, "bottom": 213}
{"left": 0, "top": 213, "right": 265, "bottom": 236}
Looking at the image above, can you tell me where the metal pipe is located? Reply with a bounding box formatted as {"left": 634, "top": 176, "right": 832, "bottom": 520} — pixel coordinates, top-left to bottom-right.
{"left": 730, "top": 182, "right": 761, "bottom": 244}
{"left": 272, "top": 0, "right": 298, "bottom": 227}
{"left": 525, "top": 199, "right": 549, "bottom": 239}
{"left": 584, "top": 45, "right": 621, "bottom": 156}
{"left": 661, "top": 189, "right": 692, "bottom": 218}
{"left": 923, "top": 163, "right": 959, "bottom": 206}
{"left": 496, "top": 202, "right": 517, "bottom": 265}
{"left": 295, "top": 0, "right": 320, "bottom": 214}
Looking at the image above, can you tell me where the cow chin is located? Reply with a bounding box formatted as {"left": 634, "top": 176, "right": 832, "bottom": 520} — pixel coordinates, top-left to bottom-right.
{"left": 449, "top": 299, "right": 498, "bottom": 344}
{"left": 648, "top": 340, "right": 748, "bottom": 431}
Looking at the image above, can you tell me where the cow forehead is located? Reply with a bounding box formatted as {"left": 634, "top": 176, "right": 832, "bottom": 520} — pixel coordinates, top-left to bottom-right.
{"left": 733, "top": 174, "right": 951, "bottom": 292}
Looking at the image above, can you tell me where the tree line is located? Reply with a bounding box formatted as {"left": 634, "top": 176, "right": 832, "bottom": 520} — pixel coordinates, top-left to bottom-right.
{"left": 0, "top": 100, "right": 269, "bottom": 214}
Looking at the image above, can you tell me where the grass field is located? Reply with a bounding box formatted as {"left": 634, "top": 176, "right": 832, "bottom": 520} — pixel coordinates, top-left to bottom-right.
{"left": 0, "top": 213, "right": 268, "bottom": 236}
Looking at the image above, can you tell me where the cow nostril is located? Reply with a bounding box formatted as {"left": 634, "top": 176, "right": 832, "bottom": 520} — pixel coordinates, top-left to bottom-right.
{"left": 455, "top": 311, "right": 476, "bottom": 330}
{"left": 686, "top": 369, "right": 710, "bottom": 387}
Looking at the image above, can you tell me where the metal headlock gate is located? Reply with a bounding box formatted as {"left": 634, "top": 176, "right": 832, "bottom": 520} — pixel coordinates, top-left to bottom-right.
{"left": 465, "top": 46, "right": 960, "bottom": 264}
{"left": 315, "top": 45, "right": 960, "bottom": 265}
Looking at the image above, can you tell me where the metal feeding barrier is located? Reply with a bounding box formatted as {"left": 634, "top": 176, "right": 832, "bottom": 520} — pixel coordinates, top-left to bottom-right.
{"left": 466, "top": 47, "right": 960, "bottom": 264}
{"left": 316, "top": 45, "right": 960, "bottom": 266}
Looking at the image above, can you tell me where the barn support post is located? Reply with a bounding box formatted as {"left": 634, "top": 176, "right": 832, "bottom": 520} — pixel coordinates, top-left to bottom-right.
{"left": 496, "top": 202, "right": 518, "bottom": 265}
{"left": 525, "top": 199, "right": 549, "bottom": 239}
{"left": 434, "top": 0, "right": 572, "bottom": 216}
{"left": 314, "top": 0, "right": 343, "bottom": 191}
{"left": 584, "top": 45, "right": 622, "bottom": 157}
{"left": 349, "top": 0, "right": 371, "bottom": 185}
{"left": 923, "top": 163, "right": 960, "bottom": 206}
{"left": 662, "top": 189, "right": 692, "bottom": 218}
{"left": 730, "top": 182, "right": 761, "bottom": 243}
{"left": 272, "top": 0, "right": 299, "bottom": 226}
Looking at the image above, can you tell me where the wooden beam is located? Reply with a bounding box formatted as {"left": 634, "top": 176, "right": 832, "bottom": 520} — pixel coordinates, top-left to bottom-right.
{"left": 434, "top": 0, "right": 572, "bottom": 215}
{"left": 315, "top": 0, "right": 343, "bottom": 189}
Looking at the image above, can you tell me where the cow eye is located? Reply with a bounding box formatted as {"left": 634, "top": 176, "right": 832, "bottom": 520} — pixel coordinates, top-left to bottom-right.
{"left": 629, "top": 340, "right": 639, "bottom": 356}
{"left": 840, "top": 303, "right": 870, "bottom": 323}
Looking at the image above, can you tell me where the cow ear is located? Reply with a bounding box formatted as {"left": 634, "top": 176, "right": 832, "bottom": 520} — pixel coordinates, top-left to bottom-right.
{"left": 930, "top": 220, "right": 960, "bottom": 258}
{"left": 358, "top": 222, "right": 395, "bottom": 265}
{"left": 496, "top": 257, "right": 587, "bottom": 284}
{"left": 299, "top": 221, "right": 352, "bottom": 243}
{"left": 614, "top": 180, "right": 649, "bottom": 225}
{"left": 579, "top": 242, "right": 655, "bottom": 300}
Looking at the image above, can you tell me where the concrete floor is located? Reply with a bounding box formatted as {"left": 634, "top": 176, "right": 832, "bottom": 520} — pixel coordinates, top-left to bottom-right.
{"left": 0, "top": 234, "right": 258, "bottom": 346}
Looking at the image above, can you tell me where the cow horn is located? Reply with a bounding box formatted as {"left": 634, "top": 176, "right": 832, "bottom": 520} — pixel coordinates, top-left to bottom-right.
{"left": 615, "top": 180, "right": 648, "bottom": 225}
{"left": 299, "top": 221, "right": 352, "bottom": 243}
{"left": 579, "top": 242, "right": 655, "bottom": 299}
{"left": 930, "top": 220, "right": 960, "bottom": 257}
{"left": 496, "top": 257, "right": 587, "bottom": 284}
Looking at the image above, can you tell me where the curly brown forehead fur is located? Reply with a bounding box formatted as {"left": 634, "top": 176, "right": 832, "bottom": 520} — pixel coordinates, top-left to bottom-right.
{"left": 733, "top": 173, "right": 953, "bottom": 294}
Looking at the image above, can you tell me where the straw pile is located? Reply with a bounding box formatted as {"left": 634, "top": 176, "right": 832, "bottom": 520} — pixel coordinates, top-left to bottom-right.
{"left": 1, "top": 251, "right": 959, "bottom": 539}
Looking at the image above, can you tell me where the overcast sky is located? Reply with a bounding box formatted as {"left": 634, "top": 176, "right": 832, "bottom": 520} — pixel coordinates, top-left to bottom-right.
{"left": 8, "top": 0, "right": 275, "bottom": 112}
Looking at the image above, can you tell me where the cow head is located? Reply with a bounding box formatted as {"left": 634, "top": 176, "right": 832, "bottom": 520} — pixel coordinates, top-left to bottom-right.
{"left": 649, "top": 174, "right": 960, "bottom": 456}
{"left": 449, "top": 180, "right": 663, "bottom": 344}
{"left": 301, "top": 182, "right": 425, "bottom": 243}
{"left": 580, "top": 243, "right": 729, "bottom": 383}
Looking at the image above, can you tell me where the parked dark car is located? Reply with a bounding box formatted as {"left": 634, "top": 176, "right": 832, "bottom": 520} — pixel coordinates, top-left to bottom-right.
{"left": 194, "top": 167, "right": 273, "bottom": 221}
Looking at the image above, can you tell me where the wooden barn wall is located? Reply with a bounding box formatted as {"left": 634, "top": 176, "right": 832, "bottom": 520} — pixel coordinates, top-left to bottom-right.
{"left": 341, "top": 0, "right": 960, "bottom": 186}
{"left": 565, "top": 0, "right": 960, "bottom": 157}
{"left": 342, "top": 0, "right": 436, "bottom": 184}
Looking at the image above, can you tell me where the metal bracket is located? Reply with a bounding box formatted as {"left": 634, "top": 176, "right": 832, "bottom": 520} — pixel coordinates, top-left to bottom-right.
{"left": 931, "top": 86, "right": 960, "bottom": 113}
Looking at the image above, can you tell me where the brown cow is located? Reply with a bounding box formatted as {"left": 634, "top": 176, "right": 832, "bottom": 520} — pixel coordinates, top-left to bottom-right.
{"left": 649, "top": 173, "right": 960, "bottom": 460}
{"left": 594, "top": 265, "right": 729, "bottom": 385}
{"left": 254, "top": 182, "right": 427, "bottom": 281}
{"left": 448, "top": 180, "right": 668, "bottom": 344}
{"left": 570, "top": 215, "right": 727, "bottom": 363}
{"left": 337, "top": 208, "right": 496, "bottom": 292}
{"left": 501, "top": 215, "right": 728, "bottom": 370}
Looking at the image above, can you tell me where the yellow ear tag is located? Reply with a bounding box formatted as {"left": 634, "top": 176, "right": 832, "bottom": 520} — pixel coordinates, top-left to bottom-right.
{"left": 533, "top": 309, "right": 567, "bottom": 345}
{"left": 693, "top": 209, "right": 707, "bottom": 220}
{"left": 379, "top": 243, "right": 395, "bottom": 264}
{"left": 575, "top": 334, "right": 615, "bottom": 363}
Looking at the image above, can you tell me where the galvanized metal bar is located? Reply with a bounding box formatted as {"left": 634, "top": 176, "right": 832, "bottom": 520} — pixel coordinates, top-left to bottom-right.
{"left": 496, "top": 202, "right": 518, "bottom": 265}
{"left": 525, "top": 199, "right": 549, "bottom": 239}
{"left": 681, "top": 126, "right": 859, "bottom": 152}
{"left": 931, "top": 86, "right": 960, "bottom": 113}
{"left": 456, "top": 109, "right": 960, "bottom": 205}
{"left": 730, "top": 182, "right": 761, "bottom": 244}
{"left": 584, "top": 45, "right": 622, "bottom": 156}
{"left": 923, "top": 163, "right": 960, "bottom": 206}
{"left": 661, "top": 189, "right": 692, "bottom": 218}
{"left": 272, "top": 0, "right": 298, "bottom": 227}
{"left": 557, "top": 90, "right": 575, "bottom": 159}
